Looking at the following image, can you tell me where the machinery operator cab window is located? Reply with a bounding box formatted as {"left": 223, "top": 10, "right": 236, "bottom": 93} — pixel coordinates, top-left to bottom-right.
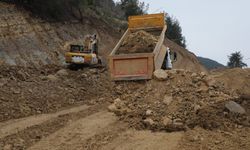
{"left": 70, "top": 45, "right": 91, "bottom": 53}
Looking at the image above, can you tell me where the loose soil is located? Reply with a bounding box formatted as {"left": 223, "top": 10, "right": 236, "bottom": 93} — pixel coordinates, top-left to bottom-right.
{"left": 0, "top": 66, "right": 250, "bottom": 150}
{"left": 0, "top": 2, "right": 250, "bottom": 150}
{"left": 116, "top": 30, "right": 158, "bottom": 54}
{"left": 109, "top": 69, "right": 250, "bottom": 132}
{"left": 0, "top": 65, "right": 114, "bottom": 122}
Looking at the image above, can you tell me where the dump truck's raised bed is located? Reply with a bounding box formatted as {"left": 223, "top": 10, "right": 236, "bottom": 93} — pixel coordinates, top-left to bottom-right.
{"left": 109, "top": 13, "right": 167, "bottom": 81}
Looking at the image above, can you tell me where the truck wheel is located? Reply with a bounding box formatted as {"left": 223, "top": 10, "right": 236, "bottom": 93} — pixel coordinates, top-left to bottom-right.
{"left": 68, "top": 63, "right": 79, "bottom": 70}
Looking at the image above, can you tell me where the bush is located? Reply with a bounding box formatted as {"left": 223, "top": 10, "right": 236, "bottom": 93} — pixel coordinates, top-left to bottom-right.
{"left": 10, "top": 0, "right": 95, "bottom": 21}
{"left": 165, "top": 16, "right": 186, "bottom": 48}
{"left": 118, "top": 0, "right": 148, "bottom": 19}
{"left": 227, "top": 51, "right": 247, "bottom": 68}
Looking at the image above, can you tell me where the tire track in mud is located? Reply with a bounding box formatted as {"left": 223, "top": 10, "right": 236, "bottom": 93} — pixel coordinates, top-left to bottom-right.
{"left": 0, "top": 105, "right": 89, "bottom": 139}
{"left": 28, "top": 111, "right": 117, "bottom": 150}
{"left": 82, "top": 122, "right": 128, "bottom": 150}
{"left": 101, "top": 130, "right": 183, "bottom": 150}
{"left": 0, "top": 104, "right": 107, "bottom": 149}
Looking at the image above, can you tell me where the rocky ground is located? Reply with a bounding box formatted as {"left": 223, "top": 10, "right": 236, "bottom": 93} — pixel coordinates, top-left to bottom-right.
{"left": 109, "top": 69, "right": 249, "bottom": 131}
{"left": 0, "top": 65, "right": 249, "bottom": 150}
{"left": 1, "top": 2, "right": 249, "bottom": 150}
{"left": 0, "top": 65, "right": 114, "bottom": 122}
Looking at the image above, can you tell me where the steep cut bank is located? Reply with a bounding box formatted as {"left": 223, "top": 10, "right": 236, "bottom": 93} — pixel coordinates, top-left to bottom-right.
{"left": 165, "top": 39, "right": 207, "bottom": 72}
{"left": 0, "top": 2, "right": 120, "bottom": 67}
{"left": 0, "top": 2, "right": 207, "bottom": 73}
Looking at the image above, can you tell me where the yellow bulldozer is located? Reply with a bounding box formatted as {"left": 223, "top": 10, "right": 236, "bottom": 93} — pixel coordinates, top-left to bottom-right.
{"left": 65, "top": 35, "right": 102, "bottom": 68}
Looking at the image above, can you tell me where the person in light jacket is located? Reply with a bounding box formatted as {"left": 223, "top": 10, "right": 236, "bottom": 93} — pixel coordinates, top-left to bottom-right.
{"left": 165, "top": 47, "right": 173, "bottom": 70}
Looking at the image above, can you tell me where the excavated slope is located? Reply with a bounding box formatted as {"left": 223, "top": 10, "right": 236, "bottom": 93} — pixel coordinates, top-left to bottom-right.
{"left": 0, "top": 2, "right": 119, "bottom": 67}
{"left": 164, "top": 38, "right": 207, "bottom": 72}
{"left": 0, "top": 2, "right": 206, "bottom": 73}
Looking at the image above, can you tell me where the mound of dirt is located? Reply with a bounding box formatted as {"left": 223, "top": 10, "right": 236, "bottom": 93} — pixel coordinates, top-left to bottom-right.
{"left": 117, "top": 30, "right": 158, "bottom": 54}
{"left": 0, "top": 65, "right": 114, "bottom": 122}
{"left": 211, "top": 68, "right": 250, "bottom": 95}
{"left": 109, "top": 69, "right": 250, "bottom": 132}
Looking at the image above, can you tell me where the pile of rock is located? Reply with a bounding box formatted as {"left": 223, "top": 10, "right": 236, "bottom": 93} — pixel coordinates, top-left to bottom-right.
{"left": 109, "top": 69, "right": 248, "bottom": 132}
{"left": 117, "top": 30, "right": 158, "bottom": 54}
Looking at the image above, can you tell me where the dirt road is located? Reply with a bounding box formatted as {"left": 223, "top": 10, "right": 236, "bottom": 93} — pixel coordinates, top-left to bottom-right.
{"left": 0, "top": 104, "right": 183, "bottom": 150}
{"left": 0, "top": 66, "right": 249, "bottom": 150}
{"left": 0, "top": 105, "right": 89, "bottom": 139}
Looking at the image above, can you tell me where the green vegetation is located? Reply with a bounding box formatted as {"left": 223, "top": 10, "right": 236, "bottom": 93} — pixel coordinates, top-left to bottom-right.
{"left": 9, "top": 0, "right": 187, "bottom": 48}
{"left": 227, "top": 51, "right": 247, "bottom": 68}
{"left": 117, "top": 0, "right": 148, "bottom": 19}
{"left": 9, "top": 0, "right": 117, "bottom": 21}
{"left": 165, "top": 16, "right": 186, "bottom": 48}
{"left": 198, "top": 57, "right": 225, "bottom": 70}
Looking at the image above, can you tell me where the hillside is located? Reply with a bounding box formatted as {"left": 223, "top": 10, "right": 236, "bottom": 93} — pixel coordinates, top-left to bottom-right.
{"left": 198, "top": 56, "right": 225, "bottom": 70}
{"left": 165, "top": 39, "right": 207, "bottom": 72}
{"left": 0, "top": 2, "right": 120, "bottom": 67}
{"left": 0, "top": 2, "right": 250, "bottom": 150}
{"left": 0, "top": 2, "right": 206, "bottom": 72}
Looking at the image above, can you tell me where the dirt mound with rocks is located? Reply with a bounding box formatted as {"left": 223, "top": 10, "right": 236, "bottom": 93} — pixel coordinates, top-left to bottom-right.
{"left": 117, "top": 30, "right": 158, "bottom": 54}
{"left": 211, "top": 68, "right": 250, "bottom": 95}
{"left": 0, "top": 65, "right": 114, "bottom": 122}
{"left": 109, "top": 69, "right": 250, "bottom": 132}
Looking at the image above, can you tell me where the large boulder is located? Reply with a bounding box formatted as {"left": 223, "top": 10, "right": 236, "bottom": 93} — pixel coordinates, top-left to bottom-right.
{"left": 153, "top": 69, "right": 168, "bottom": 81}
{"left": 108, "top": 98, "right": 129, "bottom": 115}
{"left": 225, "top": 101, "right": 246, "bottom": 114}
{"left": 46, "top": 75, "right": 58, "bottom": 81}
{"left": 56, "top": 69, "right": 69, "bottom": 76}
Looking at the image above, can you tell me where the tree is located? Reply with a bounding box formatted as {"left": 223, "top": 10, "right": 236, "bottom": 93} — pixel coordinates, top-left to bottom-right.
{"left": 119, "top": 0, "right": 148, "bottom": 19}
{"left": 165, "top": 16, "right": 186, "bottom": 48}
{"left": 9, "top": 0, "right": 95, "bottom": 21}
{"left": 227, "top": 51, "right": 247, "bottom": 68}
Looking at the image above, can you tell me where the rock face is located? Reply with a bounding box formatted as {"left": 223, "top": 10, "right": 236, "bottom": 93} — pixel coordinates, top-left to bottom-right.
{"left": 225, "top": 101, "right": 246, "bottom": 114}
{"left": 153, "top": 69, "right": 168, "bottom": 81}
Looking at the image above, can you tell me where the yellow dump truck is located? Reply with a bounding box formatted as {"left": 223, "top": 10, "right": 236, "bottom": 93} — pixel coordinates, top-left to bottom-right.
{"left": 109, "top": 13, "right": 167, "bottom": 81}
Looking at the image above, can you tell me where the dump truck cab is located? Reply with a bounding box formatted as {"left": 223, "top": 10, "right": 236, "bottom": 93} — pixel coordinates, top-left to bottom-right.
{"left": 65, "top": 44, "right": 98, "bottom": 65}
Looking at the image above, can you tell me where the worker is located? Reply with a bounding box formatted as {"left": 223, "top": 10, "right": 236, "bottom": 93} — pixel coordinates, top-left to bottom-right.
{"left": 165, "top": 47, "right": 172, "bottom": 69}
{"left": 173, "top": 52, "right": 177, "bottom": 61}
{"left": 91, "top": 34, "right": 98, "bottom": 55}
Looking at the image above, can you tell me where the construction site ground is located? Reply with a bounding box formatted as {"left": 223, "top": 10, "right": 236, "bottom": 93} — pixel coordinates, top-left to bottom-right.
{"left": 0, "top": 2, "right": 250, "bottom": 150}
{"left": 0, "top": 66, "right": 249, "bottom": 150}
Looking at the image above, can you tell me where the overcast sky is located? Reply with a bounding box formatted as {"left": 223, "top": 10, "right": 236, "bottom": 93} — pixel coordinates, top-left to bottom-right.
{"left": 115, "top": 0, "right": 250, "bottom": 66}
